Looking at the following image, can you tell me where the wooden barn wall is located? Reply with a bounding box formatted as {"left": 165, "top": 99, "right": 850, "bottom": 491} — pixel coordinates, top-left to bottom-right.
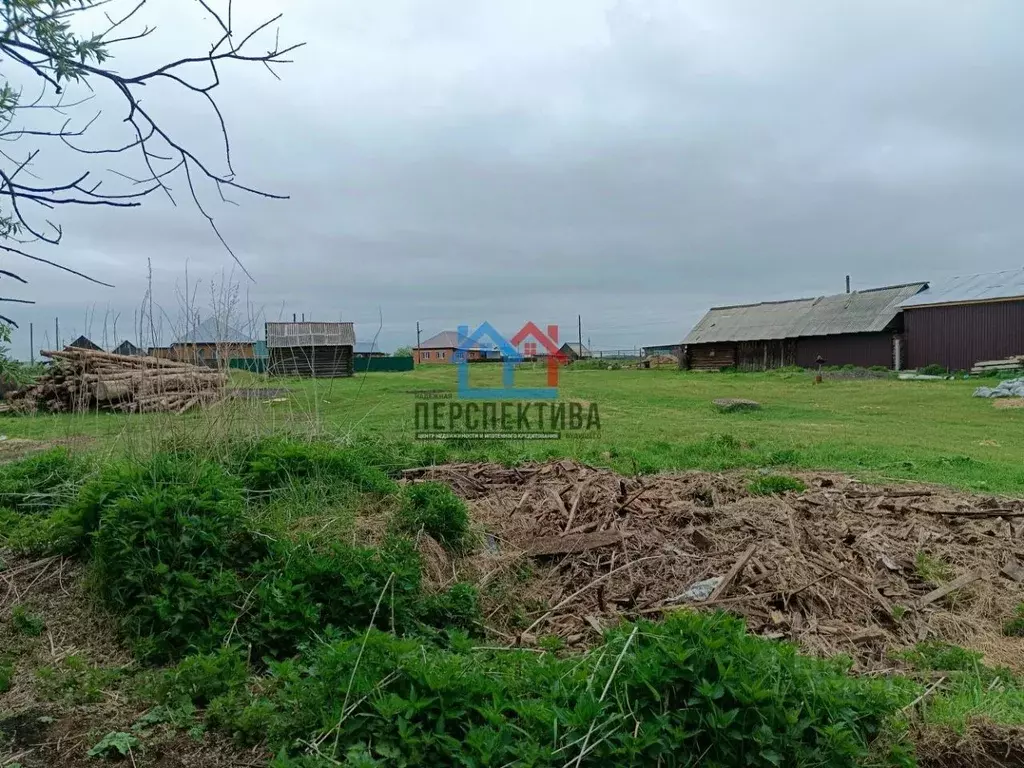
{"left": 794, "top": 333, "right": 894, "bottom": 369}
{"left": 268, "top": 346, "right": 354, "bottom": 377}
{"left": 905, "top": 300, "right": 1024, "bottom": 371}
{"left": 736, "top": 340, "right": 796, "bottom": 370}
{"left": 685, "top": 343, "right": 737, "bottom": 370}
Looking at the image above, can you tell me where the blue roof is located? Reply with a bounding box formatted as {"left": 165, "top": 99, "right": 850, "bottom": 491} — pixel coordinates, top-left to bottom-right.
{"left": 902, "top": 268, "right": 1024, "bottom": 308}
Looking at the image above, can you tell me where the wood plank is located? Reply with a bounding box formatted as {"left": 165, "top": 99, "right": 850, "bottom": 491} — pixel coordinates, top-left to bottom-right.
{"left": 1000, "top": 559, "right": 1024, "bottom": 583}
{"left": 708, "top": 544, "right": 757, "bottom": 601}
{"left": 915, "top": 572, "right": 980, "bottom": 609}
{"left": 525, "top": 530, "right": 625, "bottom": 556}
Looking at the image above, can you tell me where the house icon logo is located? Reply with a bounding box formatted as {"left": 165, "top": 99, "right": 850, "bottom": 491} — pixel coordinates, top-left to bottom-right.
{"left": 457, "top": 322, "right": 566, "bottom": 399}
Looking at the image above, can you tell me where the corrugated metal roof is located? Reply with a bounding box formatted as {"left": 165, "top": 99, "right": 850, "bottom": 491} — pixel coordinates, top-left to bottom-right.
{"left": 684, "top": 282, "right": 927, "bottom": 344}
{"left": 266, "top": 321, "right": 355, "bottom": 348}
{"left": 354, "top": 341, "right": 381, "bottom": 354}
{"left": 174, "top": 318, "right": 253, "bottom": 345}
{"left": 560, "top": 342, "right": 592, "bottom": 356}
{"left": 901, "top": 268, "right": 1024, "bottom": 308}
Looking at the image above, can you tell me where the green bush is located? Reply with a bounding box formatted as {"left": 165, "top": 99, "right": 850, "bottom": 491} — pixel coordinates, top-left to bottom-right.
{"left": 90, "top": 454, "right": 254, "bottom": 661}
{"left": 419, "top": 583, "right": 481, "bottom": 634}
{"left": 246, "top": 537, "right": 423, "bottom": 660}
{"left": 161, "top": 648, "right": 250, "bottom": 706}
{"left": 395, "top": 482, "right": 470, "bottom": 552}
{"left": 918, "top": 364, "right": 948, "bottom": 376}
{"left": 747, "top": 474, "right": 807, "bottom": 496}
{"left": 208, "top": 611, "right": 911, "bottom": 766}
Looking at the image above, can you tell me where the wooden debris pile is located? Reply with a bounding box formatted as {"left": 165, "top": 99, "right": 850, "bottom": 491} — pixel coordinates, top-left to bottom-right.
{"left": 404, "top": 461, "right": 1024, "bottom": 670}
{"left": 4, "top": 348, "right": 227, "bottom": 414}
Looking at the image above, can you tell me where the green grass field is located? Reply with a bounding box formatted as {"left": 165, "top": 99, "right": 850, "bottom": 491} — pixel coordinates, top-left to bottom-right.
{"left": 3, "top": 365, "right": 1023, "bottom": 494}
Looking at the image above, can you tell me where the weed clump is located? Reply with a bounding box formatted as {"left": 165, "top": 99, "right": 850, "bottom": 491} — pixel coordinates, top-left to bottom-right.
{"left": 76, "top": 447, "right": 473, "bottom": 663}
{"left": 230, "top": 438, "right": 398, "bottom": 495}
{"left": 161, "top": 648, "right": 250, "bottom": 707}
{"left": 1003, "top": 604, "right": 1024, "bottom": 637}
{"left": 396, "top": 481, "right": 471, "bottom": 552}
{"left": 747, "top": 474, "right": 806, "bottom": 496}
{"left": 419, "top": 583, "right": 481, "bottom": 633}
{"left": 10, "top": 605, "right": 44, "bottom": 636}
{"left": 914, "top": 552, "right": 954, "bottom": 585}
{"left": 207, "top": 611, "right": 911, "bottom": 766}
{"left": 0, "top": 448, "right": 92, "bottom": 553}
{"left": 245, "top": 537, "right": 424, "bottom": 660}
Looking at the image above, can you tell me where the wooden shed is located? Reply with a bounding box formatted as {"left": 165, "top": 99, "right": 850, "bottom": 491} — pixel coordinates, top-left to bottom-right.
{"left": 266, "top": 321, "right": 355, "bottom": 377}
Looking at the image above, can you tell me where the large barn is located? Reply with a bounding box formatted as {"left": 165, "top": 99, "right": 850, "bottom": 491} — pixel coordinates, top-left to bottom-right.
{"left": 682, "top": 282, "right": 927, "bottom": 371}
{"left": 901, "top": 268, "right": 1024, "bottom": 371}
{"left": 266, "top": 321, "right": 355, "bottom": 377}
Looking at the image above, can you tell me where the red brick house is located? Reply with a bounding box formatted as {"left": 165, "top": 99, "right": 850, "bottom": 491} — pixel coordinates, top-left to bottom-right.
{"left": 414, "top": 330, "right": 496, "bottom": 364}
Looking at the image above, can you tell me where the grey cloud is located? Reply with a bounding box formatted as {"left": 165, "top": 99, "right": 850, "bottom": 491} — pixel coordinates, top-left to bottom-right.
{"left": 6, "top": 0, "right": 1024, "bottom": 357}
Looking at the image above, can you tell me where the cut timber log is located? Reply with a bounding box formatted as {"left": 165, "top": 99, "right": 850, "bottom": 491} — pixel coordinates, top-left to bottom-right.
{"left": 42, "top": 349, "right": 193, "bottom": 369}
{"left": 7, "top": 347, "right": 228, "bottom": 414}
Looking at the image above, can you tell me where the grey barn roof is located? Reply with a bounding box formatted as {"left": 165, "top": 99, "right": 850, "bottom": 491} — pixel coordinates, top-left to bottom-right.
{"left": 560, "top": 342, "right": 592, "bottom": 355}
{"left": 173, "top": 317, "right": 252, "bottom": 345}
{"left": 684, "top": 282, "right": 927, "bottom": 344}
{"left": 901, "top": 268, "right": 1024, "bottom": 308}
{"left": 266, "top": 322, "right": 355, "bottom": 348}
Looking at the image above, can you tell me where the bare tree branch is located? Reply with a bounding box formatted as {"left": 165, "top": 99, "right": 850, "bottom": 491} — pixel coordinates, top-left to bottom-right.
{"left": 0, "top": 0, "right": 301, "bottom": 317}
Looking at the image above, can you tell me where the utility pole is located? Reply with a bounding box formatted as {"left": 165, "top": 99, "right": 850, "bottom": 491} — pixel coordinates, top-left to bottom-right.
{"left": 578, "top": 315, "right": 582, "bottom": 357}
{"left": 55, "top": 317, "right": 60, "bottom": 350}
{"left": 416, "top": 321, "right": 421, "bottom": 349}
{"left": 29, "top": 323, "right": 33, "bottom": 364}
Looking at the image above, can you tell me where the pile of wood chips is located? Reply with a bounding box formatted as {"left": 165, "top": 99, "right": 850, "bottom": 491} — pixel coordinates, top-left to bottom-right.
{"left": 3, "top": 348, "right": 227, "bottom": 414}
{"left": 404, "top": 461, "right": 1024, "bottom": 671}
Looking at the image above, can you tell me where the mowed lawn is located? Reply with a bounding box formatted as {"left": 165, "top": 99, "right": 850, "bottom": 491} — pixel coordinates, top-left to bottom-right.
{"left": 3, "top": 365, "right": 1023, "bottom": 494}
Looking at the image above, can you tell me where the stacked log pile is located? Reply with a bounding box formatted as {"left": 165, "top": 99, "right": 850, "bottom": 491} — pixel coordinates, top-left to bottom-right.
{"left": 5, "top": 349, "right": 226, "bottom": 414}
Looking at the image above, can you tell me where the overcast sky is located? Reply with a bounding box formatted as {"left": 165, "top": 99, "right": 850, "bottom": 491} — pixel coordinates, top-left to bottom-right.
{"left": 3, "top": 0, "right": 1023, "bottom": 357}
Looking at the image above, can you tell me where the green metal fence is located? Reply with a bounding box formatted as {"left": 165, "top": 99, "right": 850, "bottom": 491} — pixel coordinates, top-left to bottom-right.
{"left": 229, "top": 358, "right": 267, "bottom": 373}
{"left": 229, "top": 357, "right": 414, "bottom": 374}
{"left": 355, "top": 356, "right": 414, "bottom": 373}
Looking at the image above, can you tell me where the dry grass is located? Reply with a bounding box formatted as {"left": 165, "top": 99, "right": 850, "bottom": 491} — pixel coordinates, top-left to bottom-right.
{"left": 0, "top": 555, "right": 266, "bottom": 768}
